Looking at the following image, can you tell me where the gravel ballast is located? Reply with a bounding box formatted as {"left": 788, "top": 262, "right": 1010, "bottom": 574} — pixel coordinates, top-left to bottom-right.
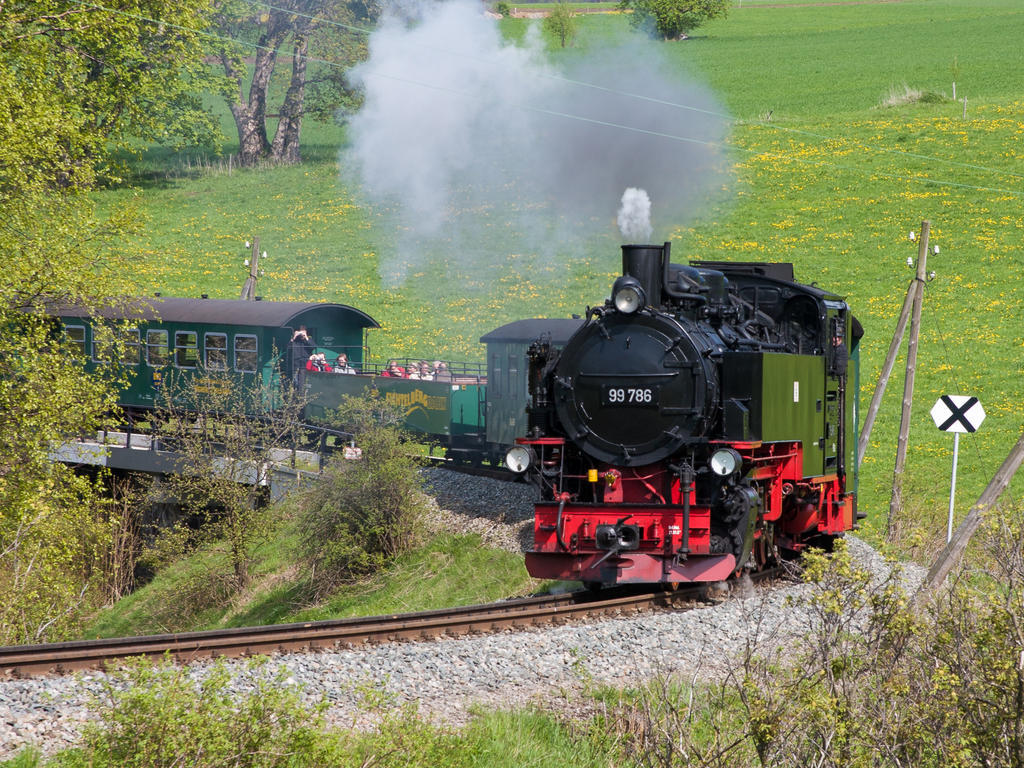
{"left": 0, "top": 471, "right": 920, "bottom": 758}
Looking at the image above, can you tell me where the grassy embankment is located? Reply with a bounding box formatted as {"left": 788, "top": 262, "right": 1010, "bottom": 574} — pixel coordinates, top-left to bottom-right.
{"left": 88, "top": 0, "right": 1024, "bottom": 637}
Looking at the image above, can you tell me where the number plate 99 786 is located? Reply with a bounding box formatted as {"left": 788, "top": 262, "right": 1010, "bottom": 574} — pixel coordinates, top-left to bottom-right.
{"left": 600, "top": 385, "right": 659, "bottom": 408}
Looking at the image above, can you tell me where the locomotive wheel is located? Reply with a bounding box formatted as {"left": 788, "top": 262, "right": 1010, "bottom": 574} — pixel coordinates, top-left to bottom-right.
{"left": 752, "top": 525, "right": 780, "bottom": 570}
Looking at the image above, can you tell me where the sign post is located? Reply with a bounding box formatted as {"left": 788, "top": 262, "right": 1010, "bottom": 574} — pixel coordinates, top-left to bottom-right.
{"left": 930, "top": 395, "right": 985, "bottom": 542}
{"left": 947, "top": 431, "right": 960, "bottom": 543}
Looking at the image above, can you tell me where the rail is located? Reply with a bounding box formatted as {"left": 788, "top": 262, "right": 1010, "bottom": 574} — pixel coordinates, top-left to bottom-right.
{"left": 0, "top": 569, "right": 785, "bottom": 678}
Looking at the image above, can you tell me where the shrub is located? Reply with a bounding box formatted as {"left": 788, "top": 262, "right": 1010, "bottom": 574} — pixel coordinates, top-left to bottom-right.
{"left": 618, "top": 0, "right": 728, "bottom": 41}
{"left": 606, "top": 517, "right": 1024, "bottom": 768}
{"left": 544, "top": 2, "right": 578, "bottom": 48}
{"left": 878, "top": 83, "right": 949, "bottom": 108}
{"left": 496, "top": 1, "right": 511, "bottom": 17}
{"left": 53, "top": 656, "right": 342, "bottom": 767}
{"left": 298, "top": 392, "right": 427, "bottom": 596}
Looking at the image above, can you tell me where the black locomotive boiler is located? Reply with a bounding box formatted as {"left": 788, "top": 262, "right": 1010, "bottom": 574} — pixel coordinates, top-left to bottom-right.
{"left": 508, "top": 242, "right": 861, "bottom": 587}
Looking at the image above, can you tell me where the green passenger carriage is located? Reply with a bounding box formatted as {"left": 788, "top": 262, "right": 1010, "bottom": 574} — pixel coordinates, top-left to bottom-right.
{"left": 54, "top": 297, "right": 379, "bottom": 414}
{"left": 52, "top": 296, "right": 597, "bottom": 464}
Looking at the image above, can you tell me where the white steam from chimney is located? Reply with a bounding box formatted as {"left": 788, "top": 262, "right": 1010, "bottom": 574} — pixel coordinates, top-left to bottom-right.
{"left": 343, "top": 0, "right": 729, "bottom": 285}
{"left": 617, "top": 188, "right": 652, "bottom": 243}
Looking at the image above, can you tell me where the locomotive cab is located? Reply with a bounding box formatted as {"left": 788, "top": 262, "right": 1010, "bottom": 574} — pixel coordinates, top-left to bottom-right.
{"left": 517, "top": 242, "right": 859, "bottom": 588}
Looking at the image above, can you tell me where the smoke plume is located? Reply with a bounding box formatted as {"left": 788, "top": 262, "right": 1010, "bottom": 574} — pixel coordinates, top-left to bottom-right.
{"left": 343, "top": 0, "right": 730, "bottom": 285}
{"left": 617, "top": 188, "right": 653, "bottom": 243}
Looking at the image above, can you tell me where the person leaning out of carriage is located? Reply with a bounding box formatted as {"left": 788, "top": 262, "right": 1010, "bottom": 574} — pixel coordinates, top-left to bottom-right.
{"left": 288, "top": 326, "right": 314, "bottom": 385}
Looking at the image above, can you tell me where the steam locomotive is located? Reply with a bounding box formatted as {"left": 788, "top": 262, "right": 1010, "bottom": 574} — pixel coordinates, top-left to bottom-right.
{"left": 508, "top": 243, "right": 861, "bottom": 587}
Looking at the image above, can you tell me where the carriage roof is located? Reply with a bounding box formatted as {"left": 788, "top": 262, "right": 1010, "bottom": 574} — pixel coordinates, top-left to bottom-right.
{"left": 480, "top": 318, "right": 585, "bottom": 345}
{"left": 51, "top": 297, "right": 380, "bottom": 331}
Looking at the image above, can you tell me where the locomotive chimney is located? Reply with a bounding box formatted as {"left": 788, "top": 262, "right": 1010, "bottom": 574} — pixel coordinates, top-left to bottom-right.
{"left": 621, "top": 242, "right": 668, "bottom": 307}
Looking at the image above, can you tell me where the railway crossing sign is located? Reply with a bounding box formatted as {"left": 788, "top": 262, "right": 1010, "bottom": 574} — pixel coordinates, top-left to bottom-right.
{"left": 931, "top": 395, "right": 985, "bottom": 542}
{"left": 930, "top": 395, "right": 985, "bottom": 433}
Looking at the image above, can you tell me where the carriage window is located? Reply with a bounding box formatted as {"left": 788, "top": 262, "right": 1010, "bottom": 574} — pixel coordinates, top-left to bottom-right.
{"left": 147, "top": 330, "right": 169, "bottom": 367}
{"left": 66, "top": 325, "right": 86, "bottom": 356}
{"left": 205, "top": 333, "right": 228, "bottom": 371}
{"left": 234, "top": 335, "right": 258, "bottom": 373}
{"left": 92, "top": 327, "right": 140, "bottom": 365}
{"left": 121, "top": 329, "right": 141, "bottom": 365}
{"left": 175, "top": 331, "right": 198, "bottom": 368}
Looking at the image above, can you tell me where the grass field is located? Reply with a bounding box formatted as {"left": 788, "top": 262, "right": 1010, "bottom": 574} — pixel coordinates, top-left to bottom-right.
{"left": 94, "top": 0, "right": 1024, "bottom": 551}
{"left": 87, "top": 525, "right": 534, "bottom": 637}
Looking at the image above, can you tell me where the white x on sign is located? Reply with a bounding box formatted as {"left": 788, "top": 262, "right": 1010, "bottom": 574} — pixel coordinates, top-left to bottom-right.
{"left": 931, "top": 395, "right": 985, "bottom": 434}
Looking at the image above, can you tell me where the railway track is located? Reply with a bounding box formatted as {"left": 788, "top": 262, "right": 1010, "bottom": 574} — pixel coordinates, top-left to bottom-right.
{"left": 424, "top": 453, "right": 515, "bottom": 481}
{"left": 0, "top": 569, "right": 784, "bottom": 678}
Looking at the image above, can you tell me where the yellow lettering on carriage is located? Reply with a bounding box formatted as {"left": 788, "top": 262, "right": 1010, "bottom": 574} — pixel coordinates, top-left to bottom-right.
{"left": 383, "top": 389, "right": 447, "bottom": 412}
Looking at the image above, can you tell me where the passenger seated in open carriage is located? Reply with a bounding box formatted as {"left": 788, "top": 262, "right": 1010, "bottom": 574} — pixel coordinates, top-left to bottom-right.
{"left": 306, "top": 352, "right": 332, "bottom": 372}
{"left": 409, "top": 360, "right": 433, "bottom": 380}
{"left": 333, "top": 353, "right": 356, "bottom": 374}
{"left": 432, "top": 361, "right": 453, "bottom": 382}
{"left": 381, "top": 359, "right": 407, "bottom": 377}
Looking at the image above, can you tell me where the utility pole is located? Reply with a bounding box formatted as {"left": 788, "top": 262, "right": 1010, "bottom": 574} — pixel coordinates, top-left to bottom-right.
{"left": 857, "top": 277, "right": 916, "bottom": 466}
{"left": 240, "top": 237, "right": 261, "bottom": 301}
{"left": 887, "top": 221, "right": 929, "bottom": 541}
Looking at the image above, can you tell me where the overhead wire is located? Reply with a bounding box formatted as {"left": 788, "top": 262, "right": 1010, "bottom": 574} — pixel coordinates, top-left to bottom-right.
{"left": 64, "top": 0, "right": 1023, "bottom": 197}
{"left": 237, "top": 0, "right": 1024, "bottom": 184}
{"left": 923, "top": 272, "right": 988, "bottom": 465}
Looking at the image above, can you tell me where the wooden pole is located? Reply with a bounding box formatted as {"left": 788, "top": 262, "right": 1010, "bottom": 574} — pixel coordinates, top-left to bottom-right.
{"left": 887, "top": 221, "right": 929, "bottom": 541}
{"left": 857, "top": 277, "right": 916, "bottom": 466}
{"left": 240, "top": 237, "right": 260, "bottom": 301}
{"left": 918, "top": 430, "right": 1024, "bottom": 595}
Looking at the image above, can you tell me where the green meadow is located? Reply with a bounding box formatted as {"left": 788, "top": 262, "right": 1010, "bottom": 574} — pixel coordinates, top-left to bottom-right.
{"left": 95, "top": 0, "right": 1024, "bottom": 550}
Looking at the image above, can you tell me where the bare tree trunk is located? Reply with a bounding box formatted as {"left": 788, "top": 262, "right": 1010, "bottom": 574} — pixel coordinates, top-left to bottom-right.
{"left": 229, "top": 102, "right": 270, "bottom": 165}
{"left": 270, "top": 35, "right": 308, "bottom": 164}
{"left": 221, "top": 24, "right": 287, "bottom": 166}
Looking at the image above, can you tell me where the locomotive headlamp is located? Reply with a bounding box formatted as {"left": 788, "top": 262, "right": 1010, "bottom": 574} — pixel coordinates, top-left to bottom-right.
{"left": 710, "top": 448, "right": 743, "bottom": 477}
{"left": 504, "top": 445, "right": 533, "bottom": 474}
{"left": 612, "top": 276, "right": 646, "bottom": 314}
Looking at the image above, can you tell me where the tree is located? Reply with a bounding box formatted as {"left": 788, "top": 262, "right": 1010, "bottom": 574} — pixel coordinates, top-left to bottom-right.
{"left": 617, "top": 0, "right": 729, "bottom": 41}
{"left": 0, "top": 0, "right": 224, "bottom": 191}
{"left": 0, "top": 194, "right": 138, "bottom": 643}
{"left": 0, "top": 0, "right": 223, "bottom": 643}
{"left": 212, "top": 0, "right": 381, "bottom": 166}
{"left": 543, "top": 1, "right": 578, "bottom": 49}
{"left": 152, "top": 371, "right": 308, "bottom": 589}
